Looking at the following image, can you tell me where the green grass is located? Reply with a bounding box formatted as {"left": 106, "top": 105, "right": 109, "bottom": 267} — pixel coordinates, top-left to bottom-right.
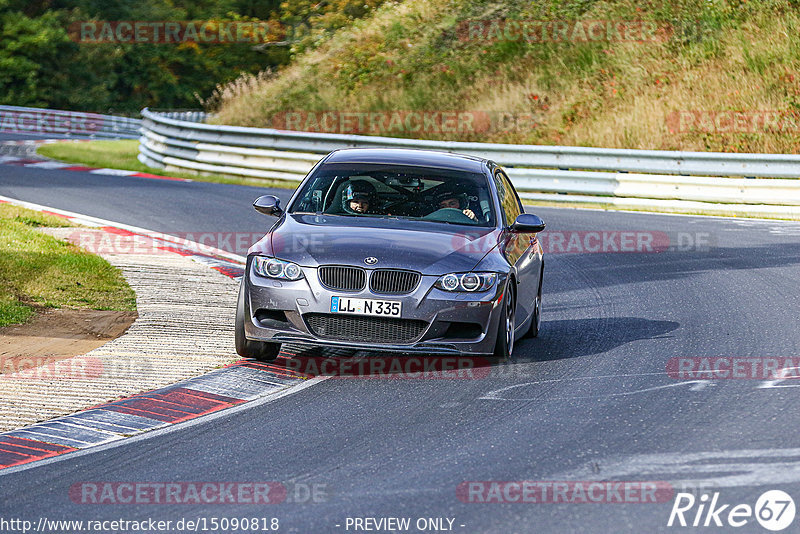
{"left": 0, "top": 204, "right": 137, "bottom": 327}
{"left": 36, "top": 140, "right": 296, "bottom": 189}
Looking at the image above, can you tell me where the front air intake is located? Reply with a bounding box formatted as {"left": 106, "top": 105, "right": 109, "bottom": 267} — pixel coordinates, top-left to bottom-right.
{"left": 318, "top": 265, "right": 366, "bottom": 292}
{"left": 369, "top": 269, "right": 421, "bottom": 294}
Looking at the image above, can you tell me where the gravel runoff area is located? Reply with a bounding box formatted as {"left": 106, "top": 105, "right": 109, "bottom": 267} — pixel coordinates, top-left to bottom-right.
{"left": 0, "top": 228, "right": 241, "bottom": 432}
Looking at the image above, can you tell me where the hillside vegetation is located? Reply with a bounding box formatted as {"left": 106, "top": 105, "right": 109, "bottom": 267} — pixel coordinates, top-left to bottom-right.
{"left": 210, "top": 0, "right": 800, "bottom": 153}
{"left": 0, "top": 0, "right": 384, "bottom": 113}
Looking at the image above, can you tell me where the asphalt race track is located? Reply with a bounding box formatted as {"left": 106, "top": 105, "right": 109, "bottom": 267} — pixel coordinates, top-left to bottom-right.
{"left": 2, "top": 159, "right": 800, "bottom": 533}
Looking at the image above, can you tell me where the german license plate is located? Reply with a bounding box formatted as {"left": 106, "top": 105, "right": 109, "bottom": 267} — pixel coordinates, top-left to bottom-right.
{"left": 331, "top": 296, "right": 401, "bottom": 317}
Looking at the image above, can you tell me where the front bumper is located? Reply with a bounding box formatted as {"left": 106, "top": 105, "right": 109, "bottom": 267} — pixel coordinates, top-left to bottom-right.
{"left": 242, "top": 259, "right": 507, "bottom": 356}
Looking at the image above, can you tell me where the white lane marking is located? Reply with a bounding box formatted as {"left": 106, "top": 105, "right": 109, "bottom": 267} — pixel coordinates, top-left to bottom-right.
{"left": 769, "top": 227, "right": 800, "bottom": 235}
{"left": 22, "top": 161, "right": 72, "bottom": 169}
{"left": 0, "top": 195, "right": 245, "bottom": 264}
{"left": 490, "top": 371, "right": 670, "bottom": 385}
{"left": 0, "top": 377, "right": 327, "bottom": 476}
{"left": 89, "top": 168, "right": 138, "bottom": 176}
{"left": 477, "top": 372, "right": 670, "bottom": 400}
{"left": 480, "top": 377, "right": 713, "bottom": 401}
{"left": 759, "top": 366, "right": 800, "bottom": 389}
{"left": 0, "top": 139, "right": 63, "bottom": 146}
{"left": 549, "top": 448, "right": 800, "bottom": 489}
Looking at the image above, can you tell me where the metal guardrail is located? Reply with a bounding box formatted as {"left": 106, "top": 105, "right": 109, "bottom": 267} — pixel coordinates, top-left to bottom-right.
{"left": 139, "top": 108, "right": 800, "bottom": 216}
{"left": 0, "top": 105, "right": 141, "bottom": 139}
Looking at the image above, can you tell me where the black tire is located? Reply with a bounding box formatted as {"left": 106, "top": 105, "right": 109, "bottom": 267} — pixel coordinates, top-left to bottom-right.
{"left": 527, "top": 294, "right": 541, "bottom": 338}
{"left": 526, "top": 263, "right": 544, "bottom": 338}
{"left": 235, "top": 281, "right": 280, "bottom": 361}
{"left": 492, "top": 282, "right": 515, "bottom": 362}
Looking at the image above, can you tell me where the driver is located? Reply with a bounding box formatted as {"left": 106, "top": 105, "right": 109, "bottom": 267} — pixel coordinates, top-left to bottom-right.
{"left": 341, "top": 180, "right": 378, "bottom": 214}
{"left": 435, "top": 189, "right": 478, "bottom": 221}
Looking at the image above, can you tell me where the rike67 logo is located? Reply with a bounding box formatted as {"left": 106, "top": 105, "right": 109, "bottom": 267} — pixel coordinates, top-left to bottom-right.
{"left": 668, "top": 490, "right": 795, "bottom": 531}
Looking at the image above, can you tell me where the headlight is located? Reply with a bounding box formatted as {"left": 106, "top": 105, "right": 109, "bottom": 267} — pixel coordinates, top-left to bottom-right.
{"left": 253, "top": 256, "right": 304, "bottom": 281}
{"left": 434, "top": 272, "right": 497, "bottom": 292}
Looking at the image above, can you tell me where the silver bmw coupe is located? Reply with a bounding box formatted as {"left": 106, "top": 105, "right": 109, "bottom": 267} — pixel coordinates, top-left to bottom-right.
{"left": 235, "top": 148, "right": 545, "bottom": 361}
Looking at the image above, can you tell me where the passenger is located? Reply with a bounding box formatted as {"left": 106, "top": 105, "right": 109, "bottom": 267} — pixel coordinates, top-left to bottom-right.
{"left": 341, "top": 180, "right": 378, "bottom": 214}
{"left": 435, "top": 190, "right": 478, "bottom": 222}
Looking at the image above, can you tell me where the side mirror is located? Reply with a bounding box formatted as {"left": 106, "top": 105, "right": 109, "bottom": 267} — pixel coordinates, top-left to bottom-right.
{"left": 253, "top": 195, "right": 283, "bottom": 217}
{"left": 510, "top": 213, "right": 545, "bottom": 233}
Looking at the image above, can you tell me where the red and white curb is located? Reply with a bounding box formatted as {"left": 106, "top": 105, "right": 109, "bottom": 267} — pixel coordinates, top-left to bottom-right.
{"left": 0, "top": 196, "right": 330, "bottom": 472}
{"left": 0, "top": 139, "right": 190, "bottom": 182}
{"left": 0, "top": 360, "right": 310, "bottom": 470}
{"left": 0, "top": 139, "right": 68, "bottom": 146}
{"left": 0, "top": 157, "right": 191, "bottom": 182}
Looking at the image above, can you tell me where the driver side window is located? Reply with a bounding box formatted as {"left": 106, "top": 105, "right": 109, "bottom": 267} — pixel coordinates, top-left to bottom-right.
{"left": 493, "top": 170, "right": 522, "bottom": 225}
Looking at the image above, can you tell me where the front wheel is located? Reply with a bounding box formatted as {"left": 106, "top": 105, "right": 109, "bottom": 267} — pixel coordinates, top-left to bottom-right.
{"left": 527, "top": 263, "right": 543, "bottom": 338}
{"left": 235, "top": 281, "right": 280, "bottom": 361}
{"left": 527, "top": 293, "right": 541, "bottom": 338}
{"left": 492, "top": 283, "right": 515, "bottom": 361}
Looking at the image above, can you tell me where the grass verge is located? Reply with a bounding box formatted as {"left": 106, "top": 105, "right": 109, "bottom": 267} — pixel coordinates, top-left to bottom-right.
{"left": 36, "top": 140, "right": 297, "bottom": 189}
{"left": 0, "top": 204, "right": 137, "bottom": 327}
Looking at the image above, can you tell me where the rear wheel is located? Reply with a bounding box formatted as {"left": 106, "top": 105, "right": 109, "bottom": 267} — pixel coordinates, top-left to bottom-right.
{"left": 235, "top": 281, "right": 280, "bottom": 361}
{"left": 492, "top": 282, "right": 515, "bottom": 362}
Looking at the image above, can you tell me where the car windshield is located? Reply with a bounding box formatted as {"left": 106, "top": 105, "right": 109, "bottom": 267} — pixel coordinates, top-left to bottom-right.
{"left": 289, "top": 163, "right": 496, "bottom": 227}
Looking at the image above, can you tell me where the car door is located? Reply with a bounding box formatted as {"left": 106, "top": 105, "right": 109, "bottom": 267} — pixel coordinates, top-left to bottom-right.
{"left": 493, "top": 169, "right": 542, "bottom": 326}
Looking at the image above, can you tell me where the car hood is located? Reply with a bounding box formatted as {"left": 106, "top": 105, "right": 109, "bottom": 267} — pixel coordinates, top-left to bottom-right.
{"left": 248, "top": 214, "right": 500, "bottom": 274}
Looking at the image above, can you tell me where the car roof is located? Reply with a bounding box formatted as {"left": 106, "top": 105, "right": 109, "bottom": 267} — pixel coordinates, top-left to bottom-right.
{"left": 323, "top": 148, "right": 489, "bottom": 173}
